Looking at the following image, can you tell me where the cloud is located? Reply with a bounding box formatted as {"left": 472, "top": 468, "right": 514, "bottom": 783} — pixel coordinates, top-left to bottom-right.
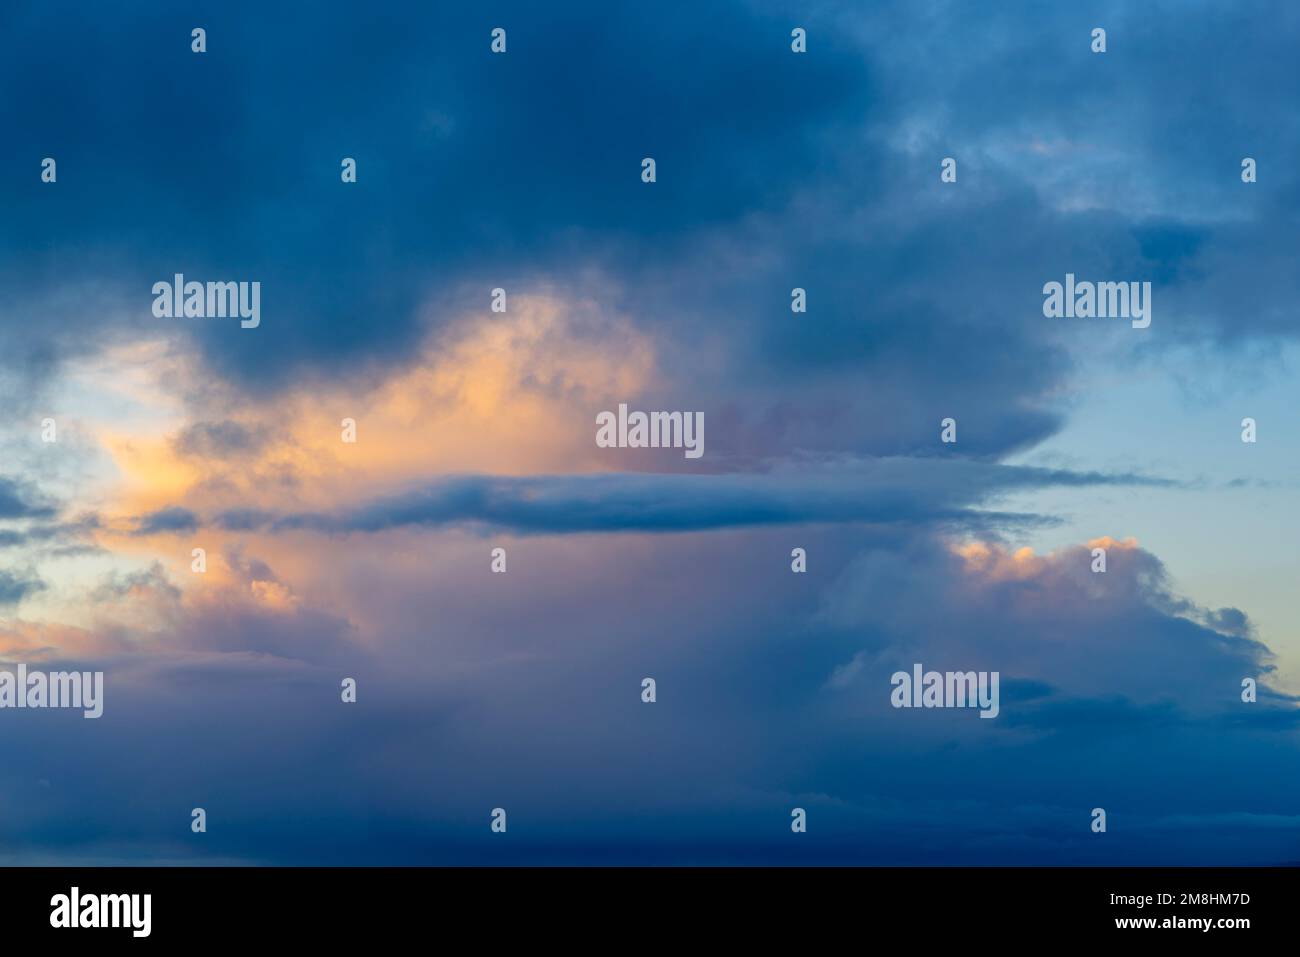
{"left": 0, "top": 0, "right": 871, "bottom": 398}
{"left": 0, "top": 567, "right": 46, "bottom": 606}
{"left": 172, "top": 420, "right": 269, "bottom": 459}
{"left": 0, "top": 476, "right": 56, "bottom": 520}
{"left": 90, "top": 562, "right": 181, "bottom": 604}
{"left": 0, "top": 525, "right": 1293, "bottom": 864}
{"left": 815, "top": 537, "right": 1284, "bottom": 715}
{"left": 2, "top": 0, "right": 1292, "bottom": 443}
{"left": 185, "top": 459, "right": 1175, "bottom": 536}
{"left": 132, "top": 506, "right": 200, "bottom": 536}
{"left": 0, "top": 514, "right": 100, "bottom": 551}
{"left": 0, "top": 0, "right": 1295, "bottom": 867}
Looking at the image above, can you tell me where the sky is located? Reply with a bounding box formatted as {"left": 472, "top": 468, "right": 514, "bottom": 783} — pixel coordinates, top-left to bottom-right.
{"left": 0, "top": 0, "right": 1298, "bottom": 865}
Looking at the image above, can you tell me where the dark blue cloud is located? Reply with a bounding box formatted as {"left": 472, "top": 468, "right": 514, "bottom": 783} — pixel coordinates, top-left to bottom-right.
{"left": 0, "top": 0, "right": 871, "bottom": 393}
{"left": 133, "top": 506, "right": 200, "bottom": 536}
{"left": 0, "top": 476, "right": 56, "bottom": 520}
{"left": 193, "top": 459, "right": 1177, "bottom": 535}
{"left": 0, "top": 513, "right": 100, "bottom": 551}
{"left": 1, "top": 0, "right": 1291, "bottom": 462}
{"left": 0, "top": 567, "right": 44, "bottom": 605}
